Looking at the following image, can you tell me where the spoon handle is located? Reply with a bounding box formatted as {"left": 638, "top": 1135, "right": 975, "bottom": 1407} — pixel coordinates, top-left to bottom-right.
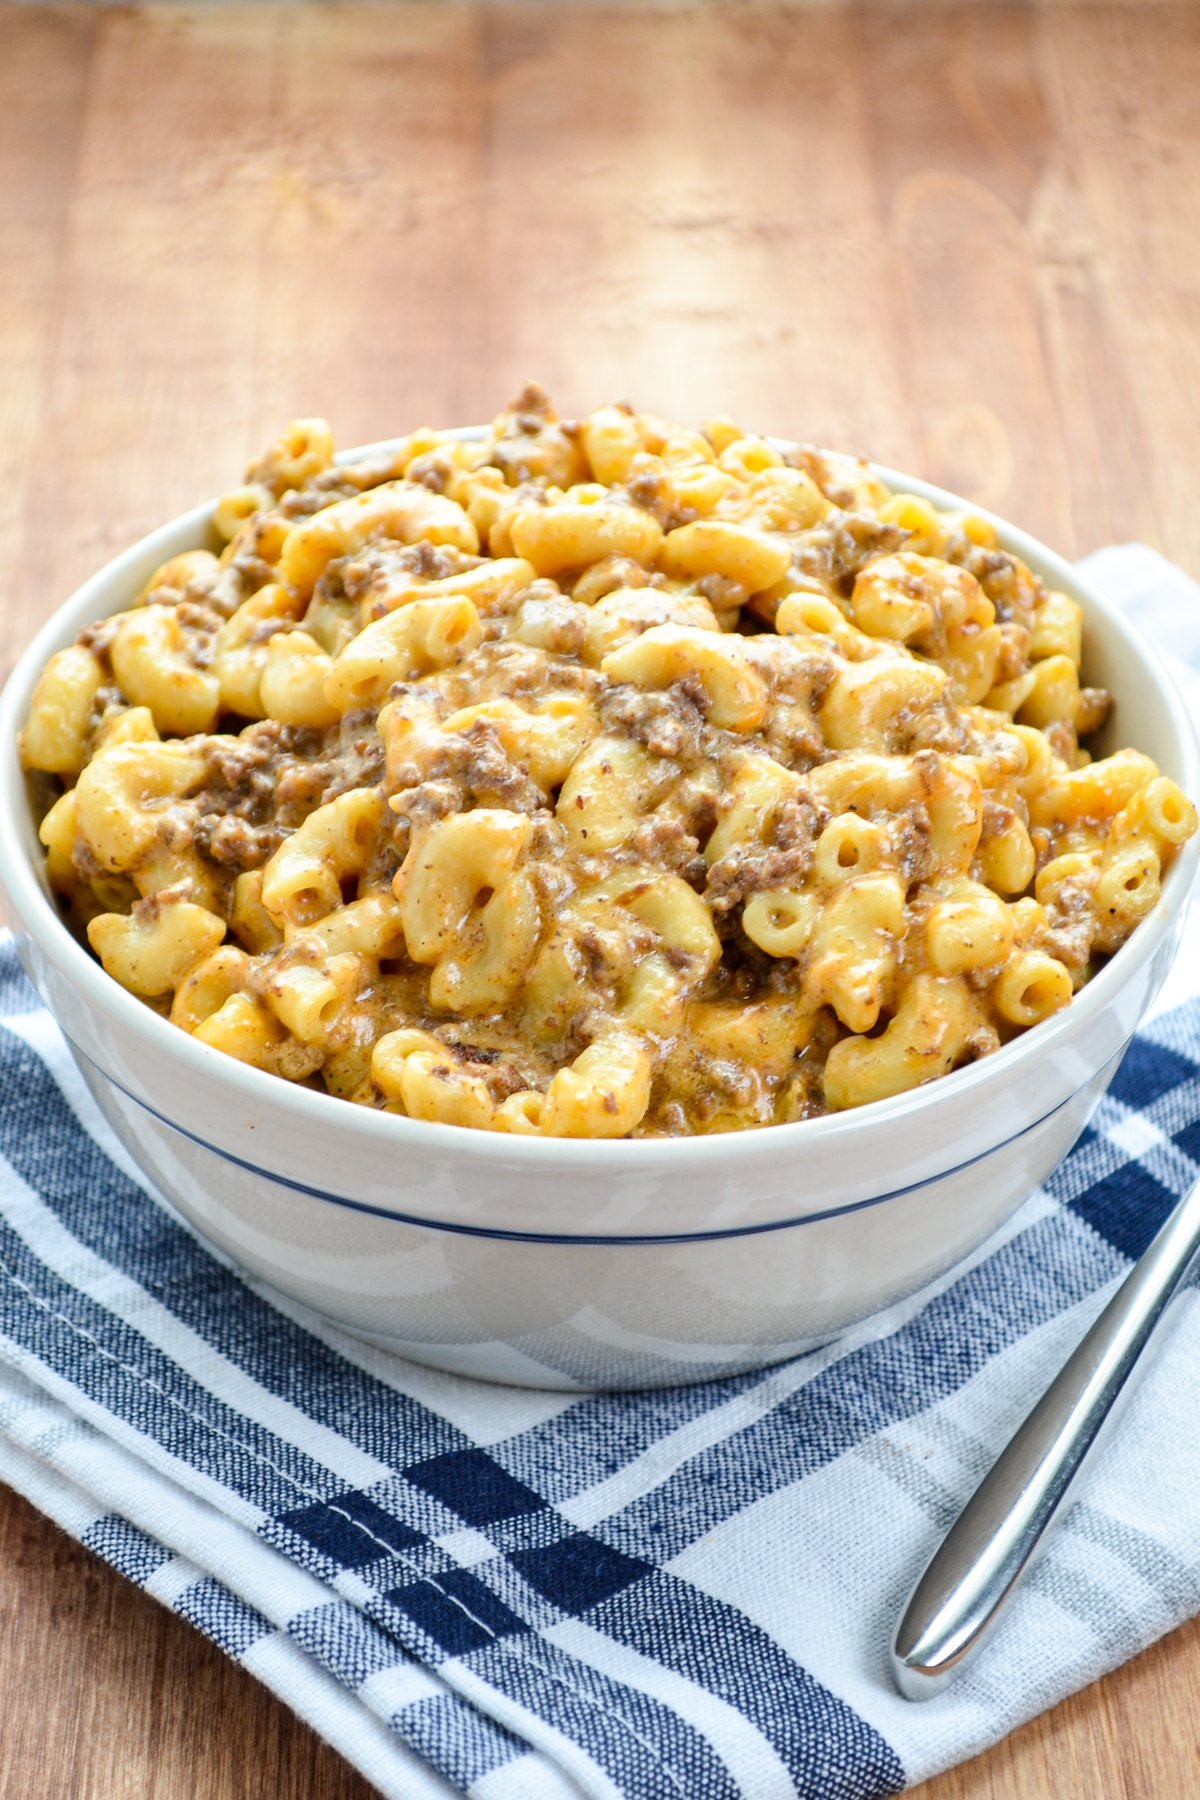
{"left": 892, "top": 1169, "right": 1200, "bottom": 1699}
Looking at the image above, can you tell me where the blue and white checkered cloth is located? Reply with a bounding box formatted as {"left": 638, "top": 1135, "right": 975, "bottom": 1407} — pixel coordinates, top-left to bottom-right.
{"left": 2, "top": 545, "right": 1199, "bottom": 1799}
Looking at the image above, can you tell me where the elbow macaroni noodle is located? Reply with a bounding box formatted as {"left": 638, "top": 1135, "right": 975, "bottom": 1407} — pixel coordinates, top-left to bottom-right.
{"left": 19, "top": 387, "right": 1198, "bottom": 1137}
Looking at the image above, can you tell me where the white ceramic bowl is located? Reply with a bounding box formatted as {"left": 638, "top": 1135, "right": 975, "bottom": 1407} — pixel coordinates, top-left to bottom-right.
{"left": 2, "top": 449, "right": 1197, "bottom": 1390}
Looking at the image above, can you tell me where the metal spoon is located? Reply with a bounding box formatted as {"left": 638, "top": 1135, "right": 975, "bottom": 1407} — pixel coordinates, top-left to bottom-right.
{"left": 892, "top": 1167, "right": 1200, "bottom": 1699}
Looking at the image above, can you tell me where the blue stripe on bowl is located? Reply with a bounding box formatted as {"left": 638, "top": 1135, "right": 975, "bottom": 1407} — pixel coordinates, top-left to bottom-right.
{"left": 78, "top": 1043, "right": 1100, "bottom": 1246}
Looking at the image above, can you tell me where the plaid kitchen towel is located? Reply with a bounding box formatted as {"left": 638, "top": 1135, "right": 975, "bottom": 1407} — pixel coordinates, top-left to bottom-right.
{"left": 1, "top": 544, "right": 1199, "bottom": 1800}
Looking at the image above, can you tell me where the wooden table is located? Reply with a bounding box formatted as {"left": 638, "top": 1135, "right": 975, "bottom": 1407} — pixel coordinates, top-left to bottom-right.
{"left": 2, "top": 4, "right": 1199, "bottom": 1794}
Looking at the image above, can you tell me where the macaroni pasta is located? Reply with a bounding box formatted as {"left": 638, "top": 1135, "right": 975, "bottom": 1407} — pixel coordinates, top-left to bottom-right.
{"left": 20, "top": 388, "right": 1197, "bottom": 1136}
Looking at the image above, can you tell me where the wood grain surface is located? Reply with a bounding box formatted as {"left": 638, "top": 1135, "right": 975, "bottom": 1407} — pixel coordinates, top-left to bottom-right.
{"left": 2, "top": 5, "right": 1199, "bottom": 1795}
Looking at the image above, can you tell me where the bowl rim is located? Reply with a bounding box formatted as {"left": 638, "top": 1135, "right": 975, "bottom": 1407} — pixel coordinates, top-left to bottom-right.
{"left": 69, "top": 1030, "right": 1102, "bottom": 1243}
{"left": 2, "top": 438, "right": 1198, "bottom": 1182}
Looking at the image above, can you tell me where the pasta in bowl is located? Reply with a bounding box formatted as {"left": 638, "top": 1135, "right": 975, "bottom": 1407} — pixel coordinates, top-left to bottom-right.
{"left": 16, "top": 389, "right": 1197, "bottom": 1139}
{"left": 1, "top": 390, "right": 1197, "bottom": 1388}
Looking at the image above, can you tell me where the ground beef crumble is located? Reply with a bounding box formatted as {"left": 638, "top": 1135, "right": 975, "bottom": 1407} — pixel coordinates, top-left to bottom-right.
{"left": 189, "top": 714, "right": 385, "bottom": 871}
